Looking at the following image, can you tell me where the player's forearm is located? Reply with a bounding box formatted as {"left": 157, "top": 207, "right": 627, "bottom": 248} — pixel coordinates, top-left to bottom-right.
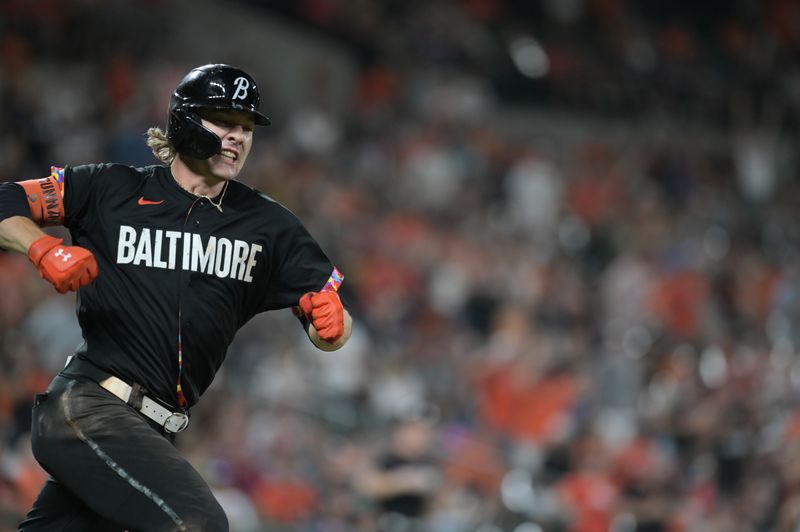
{"left": 0, "top": 216, "right": 47, "bottom": 254}
{"left": 308, "top": 309, "right": 353, "bottom": 351}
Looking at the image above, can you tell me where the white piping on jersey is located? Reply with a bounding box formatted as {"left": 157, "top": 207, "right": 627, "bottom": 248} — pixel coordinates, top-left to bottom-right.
{"left": 116, "top": 225, "right": 262, "bottom": 282}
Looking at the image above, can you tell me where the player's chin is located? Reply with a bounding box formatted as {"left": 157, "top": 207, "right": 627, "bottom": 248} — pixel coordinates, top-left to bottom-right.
{"left": 217, "top": 168, "right": 239, "bottom": 180}
{"left": 209, "top": 160, "right": 241, "bottom": 180}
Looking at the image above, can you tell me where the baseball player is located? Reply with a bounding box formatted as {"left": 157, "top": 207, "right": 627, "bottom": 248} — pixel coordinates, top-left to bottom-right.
{"left": 0, "top": 64, "right": 352, "bottom": 531}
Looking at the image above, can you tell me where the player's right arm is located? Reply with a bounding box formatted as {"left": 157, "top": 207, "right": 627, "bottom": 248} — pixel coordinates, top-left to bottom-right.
{"left": 0, "top": 214, "right": 47, "bottom": 254}
{"left": 0, "top": 175, "right": 98, "bottom": 294}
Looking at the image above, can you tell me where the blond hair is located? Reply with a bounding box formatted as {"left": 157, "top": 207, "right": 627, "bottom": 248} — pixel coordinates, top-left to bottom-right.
{"left": 146, "top": 127, "right": 176, "bottom": 165}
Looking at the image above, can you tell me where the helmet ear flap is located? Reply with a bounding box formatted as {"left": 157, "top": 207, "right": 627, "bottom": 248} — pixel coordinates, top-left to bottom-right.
{"left": 167, "top": 107, "right": 221, "bottom": 160}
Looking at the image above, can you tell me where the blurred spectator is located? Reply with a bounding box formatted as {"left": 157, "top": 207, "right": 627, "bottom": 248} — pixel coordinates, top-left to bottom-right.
{"left": 355, "top": 416, "right": 441, "bottom": 530}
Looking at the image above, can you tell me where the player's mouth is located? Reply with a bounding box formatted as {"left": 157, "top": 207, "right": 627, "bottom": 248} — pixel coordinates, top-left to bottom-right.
{"left": 219, "top": 148, "right": 239, "bottom": 162}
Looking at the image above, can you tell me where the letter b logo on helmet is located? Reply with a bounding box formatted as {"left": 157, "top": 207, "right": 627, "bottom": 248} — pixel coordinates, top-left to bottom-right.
{"left": 167, "top": 64, "right": 271, "bottom": 160}
{"left": 232, "top": 77, "right": 250, "bottom": 101}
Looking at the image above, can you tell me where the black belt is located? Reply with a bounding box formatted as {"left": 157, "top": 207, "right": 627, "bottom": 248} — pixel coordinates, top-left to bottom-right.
{"left": 62, "top": 356, "right": 189, "bottom": 434}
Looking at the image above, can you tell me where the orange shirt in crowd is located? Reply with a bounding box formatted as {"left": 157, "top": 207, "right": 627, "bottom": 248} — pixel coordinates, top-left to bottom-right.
{"left": 252, "top": 477, "right": 317, "bottom": 523}
{"left": 556, "top": 471, "right": 619, "bottom": 532}
{"left": 479, "top": 362, "right": 578, "bottom": 445}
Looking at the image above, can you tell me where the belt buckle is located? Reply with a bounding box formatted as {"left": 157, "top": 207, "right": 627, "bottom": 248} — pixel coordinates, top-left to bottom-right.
{"left": 163, "top": 412, "right": 189, "bottom": 434}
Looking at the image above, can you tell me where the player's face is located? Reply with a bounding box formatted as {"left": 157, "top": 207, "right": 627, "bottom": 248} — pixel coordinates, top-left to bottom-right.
{"left": 197, "top": 109, "right": 255, "bottom": 181}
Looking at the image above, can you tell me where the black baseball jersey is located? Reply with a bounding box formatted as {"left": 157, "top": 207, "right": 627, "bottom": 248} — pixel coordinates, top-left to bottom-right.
{"left": 53, "top": 163, "right": 337, "bottom": 408}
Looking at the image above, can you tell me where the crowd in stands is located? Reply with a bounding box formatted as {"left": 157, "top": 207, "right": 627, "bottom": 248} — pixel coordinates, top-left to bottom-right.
{"left": 1, "top": 0, "right": 800, "bottom": 531}
{"left": 259, "top": 0, "right": 800, "bottom": 132}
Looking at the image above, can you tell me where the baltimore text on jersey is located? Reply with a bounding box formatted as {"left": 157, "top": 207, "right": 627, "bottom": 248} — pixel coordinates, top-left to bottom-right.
{"left": 116, "top": 225, "right": 262, "bottom": 282}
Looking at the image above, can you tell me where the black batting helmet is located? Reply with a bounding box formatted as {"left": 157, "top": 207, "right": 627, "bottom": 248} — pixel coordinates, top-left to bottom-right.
{"left": 167, "top": 64, "right": 271, "bottom": 160}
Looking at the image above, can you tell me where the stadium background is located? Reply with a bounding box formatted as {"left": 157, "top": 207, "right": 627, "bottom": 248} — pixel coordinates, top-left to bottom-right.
{"left": 2, "top": 0, "right": 800, "bottom": 530}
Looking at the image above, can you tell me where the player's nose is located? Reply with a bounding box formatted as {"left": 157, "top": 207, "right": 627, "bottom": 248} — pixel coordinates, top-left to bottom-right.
{"left": 225, "top": 125, "right": 246, "bottom": 143}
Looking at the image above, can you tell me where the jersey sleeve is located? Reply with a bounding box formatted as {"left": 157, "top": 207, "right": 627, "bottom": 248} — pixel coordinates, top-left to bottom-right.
{"left": 62, "top": 163, "right": 109, "bottom": 230}
{"left": 3, "top": 164, "right": 98, "bottom": 227}
{"left": 261, "top": 215, "right": 339, "bottom": 312}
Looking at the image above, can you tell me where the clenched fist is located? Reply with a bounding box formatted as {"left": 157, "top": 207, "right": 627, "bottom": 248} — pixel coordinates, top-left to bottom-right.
{"left": 28, "top": 235, "right": 98, "bottom": 294}
{"left": 298, "top": 291, "right": 345, "bottom": 343}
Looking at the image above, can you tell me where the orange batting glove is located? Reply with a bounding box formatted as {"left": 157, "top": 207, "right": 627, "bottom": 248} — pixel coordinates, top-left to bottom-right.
{"left": 298, "top": 291, "right": 344, "bottom": 343}
{"left": 28, "top": 235, "right": 98, "bottom": 294}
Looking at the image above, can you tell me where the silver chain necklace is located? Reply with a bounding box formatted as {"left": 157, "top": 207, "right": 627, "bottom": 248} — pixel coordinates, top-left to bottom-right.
{"left": 199, "top": 181, "right": 229, "bottom": 213}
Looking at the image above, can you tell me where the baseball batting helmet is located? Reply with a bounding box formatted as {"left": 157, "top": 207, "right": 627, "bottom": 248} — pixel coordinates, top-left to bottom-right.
{"left": 167, "top": 64, "right": 271, "bottom": 160}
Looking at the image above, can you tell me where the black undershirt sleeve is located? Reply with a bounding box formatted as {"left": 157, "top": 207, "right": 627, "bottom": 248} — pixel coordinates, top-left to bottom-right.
{"left": 0, "top": 182, "right": 32, "bottom": 222}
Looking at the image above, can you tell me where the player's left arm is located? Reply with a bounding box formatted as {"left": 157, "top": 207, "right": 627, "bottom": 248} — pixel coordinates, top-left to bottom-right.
{"left": 265, "top": 207, "right": 353, "bottom": 351}
{"left": 297, "top": 290, "right": 353, "bottom": 351}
